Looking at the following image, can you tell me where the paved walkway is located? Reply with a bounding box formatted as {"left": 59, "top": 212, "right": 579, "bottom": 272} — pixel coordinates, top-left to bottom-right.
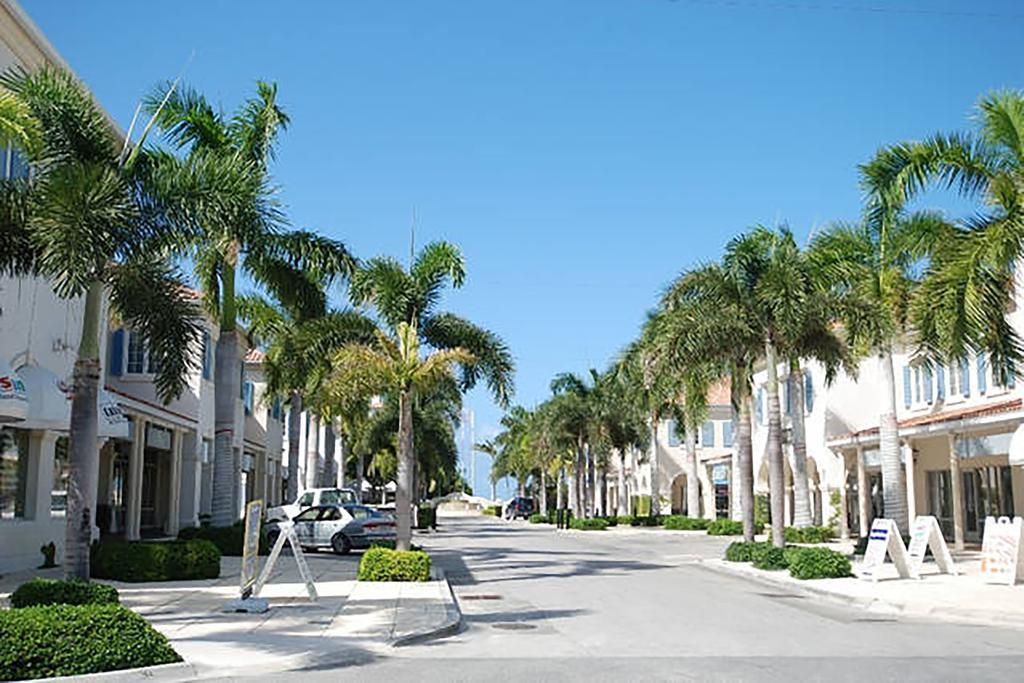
{"left": 0, "top": 548, "right": 459, "bottom": 679}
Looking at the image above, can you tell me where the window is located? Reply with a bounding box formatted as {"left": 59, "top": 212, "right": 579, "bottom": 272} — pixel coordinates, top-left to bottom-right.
{"left": 5, "top": 146, "right": 29, "bottom": 180}
{"left": 126, "top": 331, "right": 146, "bottom": 374}
{"left": 722, "top": 421, "right": 734, "bottom": 447}
{"left": 293, "top": 507, "right": 320, "bottom": 522}
{"left": 803, "top": 370, "right": 814, "bottom": 413}
{"left": 201, "top": 331, "right": 212, "bottom": 381}
{"left": 297, "top": 492, "right": 314, "bottom": 507}
{"left": 243, "top": 382, "right": 254, "bottom": 415}
{"left": 700, "top": 421, "right": 715, "bottom": 448}
{"left": 903, "top": 362, "right": 935, "bottom": 409}
{"left": 755, "top": 387, "right": 765, "bottom": 424}
{"left": 0, "top": 428, "right": 28, "bottom": 518}
{"left": 667, "top": 419, "right": 680, "bottom": 447}
{"left": 946, "top": 358, "right": 970, "bottom": 401}
{"left": 346, "top": 505, "right": 373, "bottom": 520}
{"left": 51, "top": 437, "right": 70, "bottom": 514}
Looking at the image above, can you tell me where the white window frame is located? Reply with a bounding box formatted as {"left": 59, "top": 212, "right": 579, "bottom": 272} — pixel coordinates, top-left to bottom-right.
{"left": 946, "top": 359, "right": 967, "bottom": 404}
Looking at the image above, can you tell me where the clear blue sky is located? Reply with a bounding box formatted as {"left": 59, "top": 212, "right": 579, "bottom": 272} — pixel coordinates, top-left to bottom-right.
{"left": 23, "top": 0, "right": 1024, "bottom": 497}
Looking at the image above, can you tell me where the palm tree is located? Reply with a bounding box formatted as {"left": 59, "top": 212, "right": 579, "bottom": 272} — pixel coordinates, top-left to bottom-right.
{"left": 325, "top": 322, "right": 473, "bottom": 549}
{"left": 549, "top": 371, "right": 596, "bottom": 517}
{"left": 145, "top": 82, "right": 356, "bottom": 525}
{"left": 1, "top": 67, "right": 262, "bottom": 578}
{"left": 810, "top": 212, "right": 953, "bottom": 533}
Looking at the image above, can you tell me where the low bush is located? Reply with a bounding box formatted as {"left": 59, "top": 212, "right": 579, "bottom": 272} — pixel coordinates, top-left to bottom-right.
{"left": 663, "top": 516, "right": 710, "bottom": 531}
{"left": 482, "top": 505, "right": 502, "bottom": 516}
{"left": 528, "top": 513, "right": 550, "bottom": 524}
{"left": 570, "top": 518, "right": 609, "bottom": 531}
{"left": 750, "top": 543, "right": 788, "bottom": 570}
{"left": 416, "top": 505, "right": 437, "bottom": 530}
{"left": 784, "top": 526, "right": 836, "bottom": 544}
{"left": 357, "top": 547, "right": 431, "bottom": 582}
{"left": 629, "top": 515, "right": 663, "bottom": 527}
{"left": 10, "top": 579, "right": 118, "bottom": 609}
{"left": 724, "top": 541, "right": 770, "bottom": 562}
{"left": 786, "top": 547, "right": 853, "bottom": 580}
{"left": 91, "top": 539, "right": 220, "bottom": 582}
{"left": 600, "top": 515, "right": 619, "bottom": 527}
{"left": 0, "top": 604, "right": 180, "bottom": 680}
{"left": 707, "top": 519, "right": 744, "bottom": 536}
{"left": 178, "top": 522, "right": 267, "bottom": 556}
{"left": 616, "top": 515, "right": 633, "bottom": 526}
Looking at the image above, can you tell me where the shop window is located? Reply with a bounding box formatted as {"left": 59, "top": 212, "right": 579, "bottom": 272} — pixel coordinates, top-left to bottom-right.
{"left": 243, "top": 381, "right": 255, "bottom": 415}
{"left": 722, "top": 420, "right": 734, "bottom": 447}
{"left": 51, "top": 437, "right": 70, "bottom": 514}
{"left": 0, "top": 428, "right": 29, "bottom": 518}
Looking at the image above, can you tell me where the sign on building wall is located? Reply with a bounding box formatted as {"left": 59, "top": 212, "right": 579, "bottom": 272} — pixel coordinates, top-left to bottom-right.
{"left": 240, "top": 499, "right": 263, "bottom": 599}
{"left": 146, "top": 424, "right": 172, "bottom": 450}
{"left": 712, "top": 464, "right": 729, "bottom": 484}
{"left": 859, "top": 518, "right": 911, "bottom": 581}
{"left": 907, "top": 515, "right": 957, "bottom": 579}
{"left": 980, "top": 516, "right": 1024, "bottom": 586}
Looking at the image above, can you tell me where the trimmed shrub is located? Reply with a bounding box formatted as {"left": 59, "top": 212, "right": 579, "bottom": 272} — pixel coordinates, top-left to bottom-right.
{"left": 786, "top": 547, "right": 853, "bottom": 580}
{"left": 570, "top": 518, "right": 609, "bottom": 531}
{"left": 707, "top": 519, "right": 744, "bottom": 536}
{"left": 784, "top": 526, "right": 836, "bottom": 544}
{"left": 663, "top": 516, "right": 710, "bottom": 531}
{"left": 751, "top": 543, "right": 788, "bottom": 570}
{"left": 616, "top": 515, "right": 633, "bottom": 526}
{"left": 416, "top": 505, "right": 437, "bottom": 530}
{"left": 10, "top": 579, "right": 118, "bottom": 609}
{"left": 91, "top": 539, "right": 220, "bottom": 582}
{"left": 357, "top": 547, "right": 431, "bottom": 582}
{"left": 629, "top": 515, "right": 663, "bottom": 527}
{"left": 600, "top": 515, "right": 619, "bottom": 527}
{"left": 0, "top": 604, "right": 180, "bottom": 680}
{"left": 724, "top": 541, "right": 769, "bottom": 562}
{"left": 482, "top": 505, "right": 502, "bottom": 516}
{"left": 528, "top": 513, "right": 550, "bottom": 524}
{"left": 178, "top": 522, "right": 267, "bottom": 556}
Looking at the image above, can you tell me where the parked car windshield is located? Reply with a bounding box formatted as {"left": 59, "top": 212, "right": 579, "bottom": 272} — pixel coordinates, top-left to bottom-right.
{"left": 293, "top": 507, "right": 320, "bottom": 522}
{"left": 320, "top": 489, "right": 356, "bottom": 505}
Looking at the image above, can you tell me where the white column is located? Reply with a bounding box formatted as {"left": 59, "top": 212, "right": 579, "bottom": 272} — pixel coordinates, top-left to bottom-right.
{"left": 125, "top": 418, "right": 145, "bottom": 540}
{"left": 25, "top": 431, "right": 58, "bottom": 521}
{"left": 166, "top": 429, "right": 183, "bottom": 537}
{"left": 856, "top": 445, "right": 869, "bottom": 537}
{"left": 731, "top": 453, "right": 742, "bottom": 521}
{"left": 838, "top": 451, "right": 850, "bottom": 540}
{"left": 902, "top": 440, "right": 916, "bottom": 523}
{"left": 948, "top": 433, "right": 965, "bottom": 551}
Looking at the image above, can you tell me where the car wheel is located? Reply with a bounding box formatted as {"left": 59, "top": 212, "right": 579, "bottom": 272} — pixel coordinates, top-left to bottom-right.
{"left": 331, "top": 533, "right": 352, "bottom": 555}
{"left": 266, "top": 530, "right": 280, "bottom": 547}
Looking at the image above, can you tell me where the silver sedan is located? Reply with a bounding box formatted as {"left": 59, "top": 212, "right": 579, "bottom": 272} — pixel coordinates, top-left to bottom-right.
{"left": 267, "top": 504, "right": 396, "bottom": 555}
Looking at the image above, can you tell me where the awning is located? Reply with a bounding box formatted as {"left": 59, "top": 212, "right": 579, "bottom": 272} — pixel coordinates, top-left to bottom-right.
{"left": 16, "top": 363, "right": 70, "bottom": 431}
{"left": 98, "top": 390, "right": 129, "bottom": 439}
{"left": 1008, "top": 424, "right": 1024, "bottom": 466}
{"left": 0, "top": 358, "right": 28, "bottom": 423}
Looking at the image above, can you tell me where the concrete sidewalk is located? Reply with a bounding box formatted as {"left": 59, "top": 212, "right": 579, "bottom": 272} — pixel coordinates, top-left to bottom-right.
{"left": 704, "top": 550, "right": 1024, "bottom": 630}
{"left": 0, "top": 549, "right": 461, "bottom": 679}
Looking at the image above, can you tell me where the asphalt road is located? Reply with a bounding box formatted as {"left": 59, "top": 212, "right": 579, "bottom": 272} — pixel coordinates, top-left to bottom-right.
{"left": 270, "top": 516, "right": 1024, "bottom": 682}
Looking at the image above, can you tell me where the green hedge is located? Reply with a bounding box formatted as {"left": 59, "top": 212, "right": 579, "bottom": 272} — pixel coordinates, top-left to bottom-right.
{"left": 570, "top": 518, "right": 609, "bottom": 531}
{"left": 663, "top": 516, "right": 710, "bottom": 531}
{"left": 10, "top": 579, "right": 119, "bottom": 609}
{"left": 707, "top": 519, "right": 743, "bottom": 536}
{"left": 751, "top": 543, "right": 788, "bottom": 570}
{"left": 528, "top": 513, "right": 550, "bottom": 524}
{"left": 784, "top": 526, "right": 836, "bottom": 544}
{"left": 629, "top": 514, "right": 663, "bottom": 527}
{"left": 724, "top": 541, "right": 770, "bottom": 562}
{"left": 600, "top": 515, "right": 619, "bottom": 527}
{"left": 787, "top": 547, "right": 853, "bottom": 580}
{"left": 0, "top": 604, "right": 180, "bottom": 680}
{"left": 91, "top": 539, "right": 221, "bottom": 582}
{"left": 416, "top": 506, "right": 437, "bottom": 530}
{"left": 178, "top": 522, "right": 267, "bottom": 556}
{"left": 482, "top": 505, "right": 502, "bottom": 516}
{"left": 357, "top": 547, "right": 431, "bottom": 581}
{"left": 616, "top": 515, "right": 634, "bottom": 526}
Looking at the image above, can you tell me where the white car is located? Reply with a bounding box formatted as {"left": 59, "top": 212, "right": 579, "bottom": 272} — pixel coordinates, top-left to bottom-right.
{"left": 267, "top": 488, "right": 358, "bottom": 522}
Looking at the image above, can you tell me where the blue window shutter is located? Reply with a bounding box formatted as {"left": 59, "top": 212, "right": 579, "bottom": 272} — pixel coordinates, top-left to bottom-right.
{"left": 961, "top": 360, "right": 971, "bottom": 397}
{"left": 903, "top": 366, "right": 912, "bottom": 408}
{"left": 109, "top": 329, "right": 124, "bottom": 376}
{"left": 977, "top": 353, "right": 988, "bottom": 394}
{"left": 924, "top": 366, "right": 934, "bottom": 404}
{"left": 936, "top": 365, "right": 945, "bottom": 401}
{"left": 755, "top": 387, "right": 764, "bottom": 424}
{"left": 804, "top": 370, "right": 814, "bottom": 413}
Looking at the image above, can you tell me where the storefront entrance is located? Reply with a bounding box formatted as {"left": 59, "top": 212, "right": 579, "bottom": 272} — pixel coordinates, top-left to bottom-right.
{"left": 927, "top": 465, "right": 1015, "bottom": 542}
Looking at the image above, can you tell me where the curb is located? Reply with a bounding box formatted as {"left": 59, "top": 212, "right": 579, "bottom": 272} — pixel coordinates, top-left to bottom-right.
{"left": 46, "top": 662, "right": 198, "bottom": 683}
{"left": 391, "top": 569, "right": 464, "bottom": 647}
{"left": 698, "top": 559, "right": 1024, "bottom": 630}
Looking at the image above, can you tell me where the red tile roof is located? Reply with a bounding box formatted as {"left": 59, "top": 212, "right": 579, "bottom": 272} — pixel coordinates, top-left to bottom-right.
{"left": 844, "top": 398, "right": 1022, "bottom": 439}
{"left": 707, "top": 378, "right": 731, "bottom": 406}
{"left": 245, "top": 348, "right": 266, "bottom": 362}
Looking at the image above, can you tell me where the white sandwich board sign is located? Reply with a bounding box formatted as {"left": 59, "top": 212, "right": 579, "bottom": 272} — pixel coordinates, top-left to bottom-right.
{"left": 223, "top": 514, "right": 318, "bottom": 613}
{"left": 858, "top": 518, "right": 911, "bottom": 582}
{"left": 980, "top": 516, "right": 1024, "bottom": 586}
{"left": 906, "top": 515, "right": 957, "bottom": 579}
{"left": 254, "top": 520, "right": 319, "bottom": 602}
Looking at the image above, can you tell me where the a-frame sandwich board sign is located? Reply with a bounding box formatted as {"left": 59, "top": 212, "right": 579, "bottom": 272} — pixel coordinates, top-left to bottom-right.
{"left": 858, "top": 518, "right": 912, "bottom": 582}
{"left": 907, "top": 515, "right": 957, "bottom": 579}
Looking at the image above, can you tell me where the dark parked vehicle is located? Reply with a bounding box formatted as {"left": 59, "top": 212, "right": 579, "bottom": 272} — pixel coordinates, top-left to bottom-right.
{"left": 266, "top": 504, "right": 396, "bottom": 555}
{"left": 505, "top": 497, "right": 535, "bottom": 520}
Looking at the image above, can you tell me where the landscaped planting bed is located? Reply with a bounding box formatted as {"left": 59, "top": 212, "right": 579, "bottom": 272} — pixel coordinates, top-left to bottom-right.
{"left": 723, "top": 542, "right": 852, "bottom": 579}
{"left": 662, "top": 516, "right": 710, "bottom": 531}
{"left": 783, "top": 526, "right": 836, "bottom": 544}
{"left": 570, "top": 518, "right": 610, "bottom": 531}
{"left": 358, "top": 547, "right": 432, "bottom": 582}
{"left": 91, "top": 539, "right": 221, "bottom": 582}
{"left": 9, "top": 578, "right": 119, "bottom": 609}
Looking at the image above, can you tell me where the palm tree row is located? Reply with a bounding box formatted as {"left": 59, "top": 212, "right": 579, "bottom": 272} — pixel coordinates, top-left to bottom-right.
{"left": 0, "top": 66, "right": 513, "bottom": 572}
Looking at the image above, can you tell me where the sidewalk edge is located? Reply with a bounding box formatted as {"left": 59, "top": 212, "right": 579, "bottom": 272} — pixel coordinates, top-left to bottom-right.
{"left": 390, "top": 569, "right": 464, "bottom": 647}
{"left": 45, "top": 661, "right": 198, "bottom": 683}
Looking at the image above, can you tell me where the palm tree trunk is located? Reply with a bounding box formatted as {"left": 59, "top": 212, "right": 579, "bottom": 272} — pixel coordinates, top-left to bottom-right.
{"left": 764, "top": 340, "right": 786, "bottom": 547}
{"left": 335, "top": 425, "right": 346, "bottom": 490}
{"left": 355, "top": 451, "right": 365, "bottom": 503}
{"left": 649, "top": 414, "right": 659, "bottom": 516}
{"left": 212, "top": 317, "right": 241, "bottom": 524}
{"left": 286, "top": 392, "right": 302, "bottom": 502}
{"left": 735, "top": 368, "right": 756, "bottom": 543}
{"left": 305, "top": 413, "right": 320, "bottom": 490}
{"left": 540, "top": 468, "right": 548, "bottom": 515}
{"left": 685, "top": 423, "right": 701, "bottom": 518}
{"left": 396, "top": 389, "right": 415, "bottom": 550}
{"left": 618, "top": 451, "right": 628, "bottom": 516}
{"left": 65, "top": 279, "right": 103, "bottom": 580}
{"left": 556, "top": 467, "right": 565, "bottom": 510}
{"left": 789, "top": 359, "right": 813, "bottom": 528}
{"left": 586, "top": 443, "right": 595, "bottom": 517}
{"left": 879, "top": 348, "right": 908, "bottom": 532}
